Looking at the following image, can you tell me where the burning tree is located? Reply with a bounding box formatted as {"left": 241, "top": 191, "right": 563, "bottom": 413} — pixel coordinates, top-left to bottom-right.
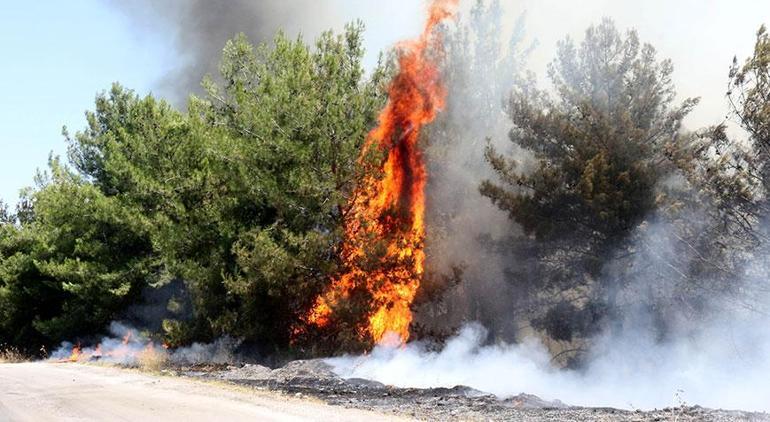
{"left": 306, "top": 0, "right": 459, "bottom": 347}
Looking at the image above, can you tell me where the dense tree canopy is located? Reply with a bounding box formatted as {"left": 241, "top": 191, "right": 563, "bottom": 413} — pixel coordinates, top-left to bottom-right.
{"left": 483, "top": 19, "right": 696, "bottom": 248}
{"left": 0, "top": 162, "right": 154, "bottom": 350}
{"left": 480, "top": 19, "right": 700, "bottom": 344}
{"left": 0, "top": 23, "right": 386, "bottom": 354}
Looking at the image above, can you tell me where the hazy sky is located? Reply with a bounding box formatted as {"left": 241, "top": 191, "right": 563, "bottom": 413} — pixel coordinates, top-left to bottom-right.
{"left": 505, "top": 0, "right": 770, "bottom": 133}
{"left": 1, "top": 1, "right": 768, "bottom": 206}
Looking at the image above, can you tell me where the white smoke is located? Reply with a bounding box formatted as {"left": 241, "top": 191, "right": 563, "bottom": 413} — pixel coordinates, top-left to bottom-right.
{"left": 328, "top": 315, "right": 770, "bottom": 411}
{"left": 330, "top": 207, "right": 770, "bottom": 411}
{"left": 50, "top": 321, "right": 239, "bottom": 366}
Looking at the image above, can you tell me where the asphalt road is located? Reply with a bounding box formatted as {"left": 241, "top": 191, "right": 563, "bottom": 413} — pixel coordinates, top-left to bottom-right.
{"left": 0, "top": 362, "right": 405, "bottom": 422}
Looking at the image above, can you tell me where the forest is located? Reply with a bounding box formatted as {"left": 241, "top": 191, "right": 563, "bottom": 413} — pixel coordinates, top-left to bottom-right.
{"left": 1, "top": 1, "right": 769, "bottom": 367}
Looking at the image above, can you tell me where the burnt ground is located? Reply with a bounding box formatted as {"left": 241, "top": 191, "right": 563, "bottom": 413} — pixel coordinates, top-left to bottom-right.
{"left": 167, "top": 359, "right": 770, "bottom": 421}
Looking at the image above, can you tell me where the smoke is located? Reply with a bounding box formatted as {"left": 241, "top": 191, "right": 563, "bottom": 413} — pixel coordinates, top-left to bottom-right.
{"left": 330, "top": 212, "right": 770, "bottom": 411}
{"left": 104, "top": 0, "right": 429, "bottom": 104}
{"left": 493, "top": 0, "right": 770, "bottom": 135}
{"left": 51, "top": 322, "right": 239, "bottom": 366}
{"left": 419, "top": 0, "right": 534, "bottom": 340}
{"left": 328, "top": 316, "right": 770, "bottom": 411}
{"left": 103, "top": 0, "right": 770, "bottom": 129}
{"left": 104, "top": 0, "right": 339, "bottom": 103}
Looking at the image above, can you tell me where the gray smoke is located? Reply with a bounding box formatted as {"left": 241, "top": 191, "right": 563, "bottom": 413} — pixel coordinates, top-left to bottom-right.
{"left": 417, "top": 0, "right": 535, "bottom": 341}
{"left": 105, "top": 1, "right": 433, "bottom": 104}
{"left": 106, "top": 0, "right": 340, "bottom": 103}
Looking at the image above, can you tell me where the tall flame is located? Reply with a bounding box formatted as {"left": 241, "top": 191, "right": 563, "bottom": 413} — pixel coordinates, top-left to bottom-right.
{"left": 307, "top": 0, "right": 457, "bottom": 345}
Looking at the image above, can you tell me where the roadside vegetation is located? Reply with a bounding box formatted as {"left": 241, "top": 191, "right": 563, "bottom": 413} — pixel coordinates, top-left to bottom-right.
{"left": 0, "top": 345, "right": 27, "bottom": 363}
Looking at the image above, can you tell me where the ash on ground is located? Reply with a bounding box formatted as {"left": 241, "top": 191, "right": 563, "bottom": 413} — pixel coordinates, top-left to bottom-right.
{"left": 169, "top": 359, "right": 769, "bottom": 421}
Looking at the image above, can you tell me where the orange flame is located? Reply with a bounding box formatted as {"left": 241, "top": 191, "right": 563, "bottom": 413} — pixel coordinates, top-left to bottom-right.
{"left": 58, "top": 329, "right": 166, "bottom": 364}
{"left": 68, "top": 344, "right": 83, "bottom": 362}
{"left": 307, "top": 0, "right": 457, "bottom": 345}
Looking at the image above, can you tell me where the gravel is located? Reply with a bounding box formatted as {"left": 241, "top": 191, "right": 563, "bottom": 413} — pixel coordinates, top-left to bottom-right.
{"left": 174, "top": 359, "right": 770, "bottom": 421}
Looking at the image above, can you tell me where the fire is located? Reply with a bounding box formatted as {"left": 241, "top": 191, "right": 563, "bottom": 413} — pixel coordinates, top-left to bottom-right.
{"left": 57, "top": 329, "right": 164, "bottom": 364}
{"left": 68, "top": 344, "right": 82, "bottom": 362}
{"left": 307, "top": 0, "right": 457, "bottom": 345}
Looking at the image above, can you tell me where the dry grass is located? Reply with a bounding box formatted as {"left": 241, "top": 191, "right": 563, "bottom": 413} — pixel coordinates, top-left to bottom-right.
{"left": 137, "top": 346, "right": 169, "bottom": 371}
{"left": 0, "top": 346, "right": 27, "bottom": 363}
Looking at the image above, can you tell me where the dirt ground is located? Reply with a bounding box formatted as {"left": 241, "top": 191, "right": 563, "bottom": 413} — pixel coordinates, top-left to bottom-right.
{"left": 0, "top": 362, "right": 405, "bottom": 422}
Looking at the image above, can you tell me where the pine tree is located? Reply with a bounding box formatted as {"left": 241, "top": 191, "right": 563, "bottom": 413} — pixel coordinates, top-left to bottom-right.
{"left": 480, "top": 19, "right": 697, "bottom": 342}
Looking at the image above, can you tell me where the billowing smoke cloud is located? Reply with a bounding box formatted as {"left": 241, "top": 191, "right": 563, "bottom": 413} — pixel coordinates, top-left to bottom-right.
{"left": 105, "top": 0, "right": 340, "bottom": 103}
{"left": 328, "top": 316, "right": 770, "bottom": 411}
{"left": 105, "top": 1, "right": 431, "bottom": 104}
{"left": 331, "top": 212, "right": 770, "bottom": 411}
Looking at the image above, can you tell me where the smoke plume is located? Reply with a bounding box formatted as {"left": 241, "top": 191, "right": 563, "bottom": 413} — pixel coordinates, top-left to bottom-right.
{"left": 418, "top": 0, "right": 534, "bottom": 341}
{"left": 106, "top": 0, "right": 340, "bottom": 103}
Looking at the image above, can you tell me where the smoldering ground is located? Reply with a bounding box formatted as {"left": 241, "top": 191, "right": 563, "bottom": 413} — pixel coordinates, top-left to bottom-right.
{"left": 328, "top": 315, "right": 770, "bottom": 411}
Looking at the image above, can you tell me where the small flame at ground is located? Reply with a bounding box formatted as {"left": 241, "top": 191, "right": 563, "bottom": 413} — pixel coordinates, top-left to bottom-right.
{"left": 52, "top": 322, "right": 240, "bottom": 367}
{"left": 60, "top": 328, "right": 161, "bottom": 365}
{"left": 307, "top": 0, "right": 458, "bottom": 345}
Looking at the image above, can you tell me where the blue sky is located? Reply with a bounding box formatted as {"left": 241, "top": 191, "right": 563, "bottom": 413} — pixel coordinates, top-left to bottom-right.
{"left": 0, "top": 1, "right": 173, "bottom": 205}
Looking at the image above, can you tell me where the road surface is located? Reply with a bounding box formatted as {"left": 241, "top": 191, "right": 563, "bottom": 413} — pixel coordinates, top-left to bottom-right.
{"left": 0, "top": 362, "right": 406, "bottom": 421}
